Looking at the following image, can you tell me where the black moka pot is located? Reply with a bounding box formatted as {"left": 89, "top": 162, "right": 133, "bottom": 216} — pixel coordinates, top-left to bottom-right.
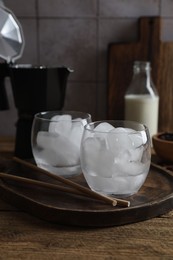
{"left": 0, "top": 6, "right": 73, "bottom": 159}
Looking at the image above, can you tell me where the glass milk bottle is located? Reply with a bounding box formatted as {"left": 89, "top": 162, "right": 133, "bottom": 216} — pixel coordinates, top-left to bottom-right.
{"left": 124, "top": 61, "right": 159, "bottom": 139}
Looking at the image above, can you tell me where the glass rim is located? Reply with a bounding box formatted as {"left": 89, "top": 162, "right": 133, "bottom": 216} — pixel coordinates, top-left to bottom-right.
{"left": 84, "top": 120, "right": 148, "bottom": 133}
{"left": 34, "top": 110, "right": 91, "bottom": 122}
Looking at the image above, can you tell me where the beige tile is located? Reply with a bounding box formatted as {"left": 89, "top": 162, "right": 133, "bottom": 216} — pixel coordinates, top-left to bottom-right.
{"left": 63, "top": 82, "right": 97, "bottom": 120}
{"left": 98, "top": 18, "right": 138, "bottom": 81}
{"left": 39, "top": 19, "right": 97, "bottom": 81}
{"left": 38, "top": 0, "right": 97, "bottom": 17}
{"left": 99, "top": 0, "right": 159, "bottom": 17}
{"left": 17, "top": 19, "right": 38, "bottom": 64}
{"left": 161, "top": 0, "right": 173, "bottom": 17}
{"left": 4, "top": 0, "right": 36, "bottom": 17}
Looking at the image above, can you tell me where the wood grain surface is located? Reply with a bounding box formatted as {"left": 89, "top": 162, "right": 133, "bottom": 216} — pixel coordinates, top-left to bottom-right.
{"left": 0, "top": 200, "right": 173, "bottom": 259}
{"left": 0, "top": 139, "right": 173, "bottom": 259}
{"left": 108, "top": 17, "right": 173, "bottom": 132}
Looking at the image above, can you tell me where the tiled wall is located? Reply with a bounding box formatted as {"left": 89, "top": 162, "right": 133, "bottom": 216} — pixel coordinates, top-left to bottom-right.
{"left": 0, "top": 0, "right": 173, "bottom": 136}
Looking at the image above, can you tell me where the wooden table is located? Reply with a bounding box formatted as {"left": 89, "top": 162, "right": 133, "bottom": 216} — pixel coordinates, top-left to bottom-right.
{"left": 0, "top": 138, "right": 173, "bottom": 259}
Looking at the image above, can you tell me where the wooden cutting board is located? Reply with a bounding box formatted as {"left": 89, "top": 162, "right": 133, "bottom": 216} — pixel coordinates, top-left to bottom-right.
{"left": 108, "top": 17, "right": 173, "bottom": 132}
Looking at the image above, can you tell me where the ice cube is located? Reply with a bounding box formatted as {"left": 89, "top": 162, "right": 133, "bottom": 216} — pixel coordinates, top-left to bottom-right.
{"left": 128, "top": 130, "right": 147, "bottom": 148}
{"left": 53, "top": 135, "right": 80, "bottom": 166}
{"left": 126, "top": 129, "right": 146, "bottom": 161}
{"left": 113, "top": 157, "right": 148, "bottom": 177}
{"left": 109, "top": 127, "right": 146, "bottom": 160}
{"left": 69, "top": 121, "right": 84, "bottom": 149}
{"left": 36, "top": 131, "right": 80, "bottom": 166}
{"left": 141, "top": 130, "right": 147, "bottom": 144}
{"left": 84, "top": 174, "right": 121, "bottom": 193}
{"left": 111, "top": 176, "right": 129, "bottom": 194}
{"left": 129, "top": 146, "right": 144, "bottom": 162}
{"left": 38, "top": 148, "right": 60, "bottom": 166}
{"left": 73, "top": 117, "right": 87, "bottom": 126}
{"left": 49, "top": 114, "right": 72, "bottom": 136}
{"left": 105, "top": 127, "right": 147, "bottom": 177}
{"left": 37, "top": 131, "right": 58, "bottom": 150}
{"left": 84, "top": 173, "right": 130, "bottom": 195}
{"left": 110, "top": 127, "right": 128, "bottom": 133}
{"left": 95, "top": 122, "right": 115, "bottom": 132}
{"left": 111, "top": 175, "right": 144, "bottom": 195}
{"left": 93, "top": 122, "right": 115, "bottom": 147}
{"left": 81, "top": 137, "right": 114, "bottom": 178}
{"left": 83, "top": 170, "right": 147, "bottom": 195}
{"left": 110, "top": 127, "right": 139, "bottom": 147}
{"left": 107, "top": 127, "right": 133, "bottom": 157}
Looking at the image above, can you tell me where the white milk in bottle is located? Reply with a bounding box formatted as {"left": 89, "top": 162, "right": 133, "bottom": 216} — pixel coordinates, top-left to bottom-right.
{"left": 125, "top": 61, "right": 159, "bottom": 140}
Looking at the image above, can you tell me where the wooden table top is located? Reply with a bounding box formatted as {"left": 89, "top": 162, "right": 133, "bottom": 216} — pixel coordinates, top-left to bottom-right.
{"left": 0, "top": 138, "right": 173, "bottom": 259}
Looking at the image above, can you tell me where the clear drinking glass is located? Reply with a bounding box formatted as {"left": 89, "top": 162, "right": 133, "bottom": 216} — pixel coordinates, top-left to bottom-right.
{"left": 31, "top": 111, "right": 91, "bottom": 177}
{"left": 80, "top": 120, "right": 151, "bottom": 197}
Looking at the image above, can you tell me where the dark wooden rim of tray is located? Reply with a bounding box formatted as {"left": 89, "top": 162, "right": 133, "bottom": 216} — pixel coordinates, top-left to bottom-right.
{"left": 0, "top": 158, "right": 173, "bottom": 227}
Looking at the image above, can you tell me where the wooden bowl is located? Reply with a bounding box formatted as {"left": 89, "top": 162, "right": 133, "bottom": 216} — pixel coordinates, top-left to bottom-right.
{"left": 152, "top": 132, "right": 173, "bottom": 162}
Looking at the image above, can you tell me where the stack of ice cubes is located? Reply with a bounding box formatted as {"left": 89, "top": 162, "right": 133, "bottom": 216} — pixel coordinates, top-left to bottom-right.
{"left": 35, "top": 114, "right": 85, "bottom": 176}
{"left": 81, "top": 122, "right": 150, "bottom": 195}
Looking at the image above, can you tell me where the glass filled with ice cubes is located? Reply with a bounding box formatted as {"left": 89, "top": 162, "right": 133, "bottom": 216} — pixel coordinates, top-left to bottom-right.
{"left": 31, "top": 111, "right": 91, "bottom": 177}
{"left": 80, "top": 120, "right": 151, "bottom": 197}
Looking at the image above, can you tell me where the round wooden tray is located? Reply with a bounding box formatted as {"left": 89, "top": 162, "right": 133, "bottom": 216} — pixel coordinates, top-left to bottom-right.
{"left": 0, "top": 158, "right": 173, "bottom": 227}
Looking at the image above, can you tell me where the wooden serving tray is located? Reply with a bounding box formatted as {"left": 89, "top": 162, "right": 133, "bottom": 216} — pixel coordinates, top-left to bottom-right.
{"left": 0, "top": 158, "right": 173, "bottom": 227}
